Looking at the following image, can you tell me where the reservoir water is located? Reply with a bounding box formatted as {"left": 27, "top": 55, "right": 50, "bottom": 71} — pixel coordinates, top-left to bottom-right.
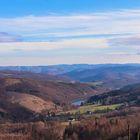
{"left": 72, "top": 99, "right": 87, "bottom": 106}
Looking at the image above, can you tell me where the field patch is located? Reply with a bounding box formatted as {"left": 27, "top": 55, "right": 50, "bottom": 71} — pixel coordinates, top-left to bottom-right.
{"left": 62, "top": 104, "right": 122, "bottom": 114}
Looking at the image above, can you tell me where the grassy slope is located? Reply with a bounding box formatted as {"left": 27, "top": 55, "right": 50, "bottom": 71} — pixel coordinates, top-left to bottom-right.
{"left": 62, "top": 104, "right": 122, "bottom": 114}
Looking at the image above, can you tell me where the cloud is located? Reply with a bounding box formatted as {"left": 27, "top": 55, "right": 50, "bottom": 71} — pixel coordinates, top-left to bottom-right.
{"left": 0, "top": 38, "right": 107, "bottom": 52}
{"left": 1, "top": 52, "right": 140, "bottom": 66}
{"left": 0, "top": 9, "right": 140, "bottom": 41}
{"left": 0, "top": 32, "right": 22, "bottom": 42}
{"left": 0, "top": 9, "right": 140, "bottom": 42}
{"left": 0, "top": 9, "right": 140, "bottom": 65}
{"left": 109, "top": 36, "right": 140, "bottom": 48}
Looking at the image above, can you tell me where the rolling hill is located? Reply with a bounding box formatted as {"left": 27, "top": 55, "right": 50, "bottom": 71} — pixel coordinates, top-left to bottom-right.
{"left": 61, "top": 65, "right": 140, "bottom": 89}
{"left": 0, "top": 70, "right": 105, "bottom": 121}
{"left": 1, "top": 64, "right": 140, "bottom": 89}
{"left": 1, "top": 64, "right": 140, "bottom": 121}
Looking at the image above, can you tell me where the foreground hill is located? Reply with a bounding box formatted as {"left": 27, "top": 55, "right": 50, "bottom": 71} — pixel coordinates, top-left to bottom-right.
{"left": 0, "top": 71, "right": 105, "bottom": 121}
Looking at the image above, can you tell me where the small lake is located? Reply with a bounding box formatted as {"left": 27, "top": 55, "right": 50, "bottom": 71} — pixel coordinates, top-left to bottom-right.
{"left": 72, "top": 99, "right": 87, "bottom": 106}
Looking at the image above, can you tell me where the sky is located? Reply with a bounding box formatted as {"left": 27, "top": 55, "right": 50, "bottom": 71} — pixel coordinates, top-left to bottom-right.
{"left": 0, "top": 0, "right": 140, "bottom": 65}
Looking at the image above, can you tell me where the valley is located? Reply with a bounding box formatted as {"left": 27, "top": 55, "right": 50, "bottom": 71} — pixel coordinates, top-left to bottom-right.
{"left": 1, "top": 0, "right": 140, "bottom": 139}
{"left": 0, "top": 64, "right": 140, "bottom": 140}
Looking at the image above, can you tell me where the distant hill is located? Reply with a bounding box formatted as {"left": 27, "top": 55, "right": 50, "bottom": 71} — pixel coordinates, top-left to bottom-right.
{"left": 1, "top": 64, "right": 140, "bottom": 89}
{"left": 1, "top": 64, "right": 133, "bottom": 75}
{"left": 61, "top": 64, "right": 140, "bottom": 89}
{"left": 0, "top": 64, "right": 97, "bottom": 75}
{"left": 0, "top": 70, "right": 72, "bottom": 82}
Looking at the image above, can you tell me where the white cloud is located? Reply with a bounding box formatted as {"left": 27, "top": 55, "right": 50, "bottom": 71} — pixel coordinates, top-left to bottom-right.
{"left": 1, "top": 53, "right": 140, "bottom": 66}
{"left": 0, "top": 38, "right": 107, "bottom": 52}
{"left": 0, "top": 9, "right": 140, "bottom": 65}
{"left": 0, "top": 32, "right": 22, "bottom": 42}
{"left": 0, "top": 9, "right": 140, "bottom": 38}
{"left": 109, "top": 36, "right": 140, "bottom": 48}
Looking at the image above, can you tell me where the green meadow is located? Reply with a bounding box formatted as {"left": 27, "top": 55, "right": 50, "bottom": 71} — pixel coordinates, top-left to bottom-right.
{"left": 62, "top": 104, "right": 122, "bottom": 114}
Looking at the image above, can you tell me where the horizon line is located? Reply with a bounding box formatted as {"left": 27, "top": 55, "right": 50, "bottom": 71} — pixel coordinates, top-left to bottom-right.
{"left": 0, "top": 63, "right": 140, "bottom": 67}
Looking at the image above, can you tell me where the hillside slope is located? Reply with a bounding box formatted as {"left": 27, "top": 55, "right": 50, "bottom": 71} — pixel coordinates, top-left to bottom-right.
{"left": 2, "top": 64, "right": 140, "bottom": 89}
{"left": 61, "top": 65, "right": 140, "bottom": 88}
{"left": 88, "top": 83, "right": 140, "bottom": 105}
{"left": 0, "top": 71, "right": 105, "bottom": 121}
